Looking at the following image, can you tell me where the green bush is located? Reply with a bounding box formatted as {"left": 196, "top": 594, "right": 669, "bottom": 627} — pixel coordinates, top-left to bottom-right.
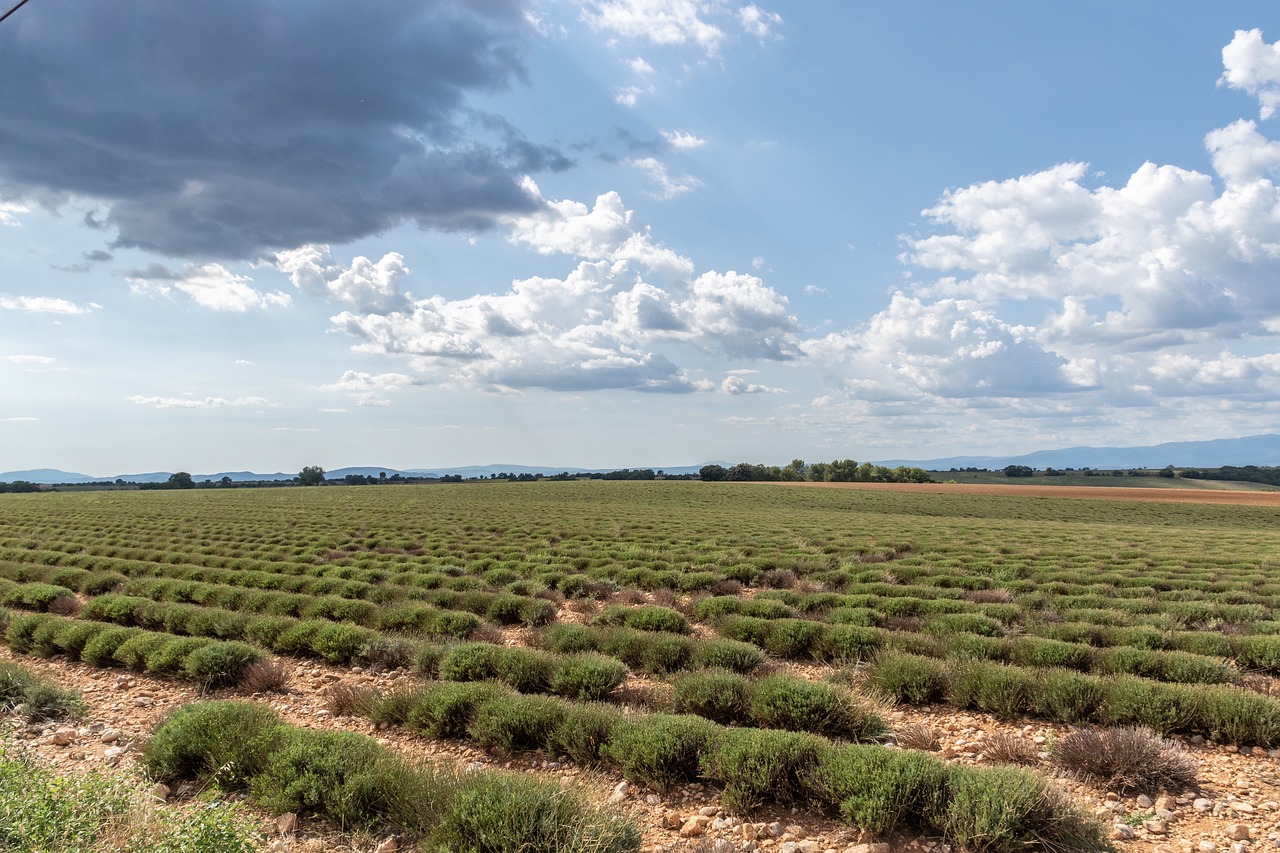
{"left": 407, "top": 682, "right": 508, "bottom": 739}
{"left": 142, "top": 701, "right": 285, "bottom": 788}
{"left": 1031, "top": 669, "right": 1105, "bottom": 723}
{"left": 946, "top": 660, "right": 1032, "bottom": 719}
{"left": 924, "top": 612, "right": 1004, "bottom": 638}
{"left": 310, "top": 623, "right": 379, "bottom": 665}
{"left": 604, "top": 714, "right": 720, "bottom": 791}
{"left": 936, "top": 765, "right": 1103, "bottom": 853}
{"left": 183, "top": 642, "right": 265, "bottom": 687}
{"left": 423, "top": 609, "right": 481, "bottom": 639}
{"left": 550, "top": 653, "right": 628, "bottom": 701}
{"left": 144, "top": 637, "right": 214, "bottom": 676}
{"left": 439, "top": 642, "right": 503, "bottom": 682}
{"left": 1197, "top": 684, "right": 1280, "bottom": 746}
{"left": 0, "top": 582, "right": 77, "bottom": 611}
{"left": 1094, "top": 646, "right": 1162, "bottom": 679}
{"left": 112, "top": 633, "right": 173, "bottom": 671}
{"left": 702, "top": 728, "right": 821, "bottom": 813}
{"left": 1159, "top": 651, "right": 1236, "bottom": 685}
{"left": 827, "top": 606, "right": 879, "bottom": 627}
{"left": 866, "top": 652, "right": 946, "bottom": 704}
{"left": 1101, "top": 677, "right": 1200, "bottom": 735}
{"left": 0, "top": 661, "right": 83, "bottom": 721}
{"left": 468, "top": 693, "right": 567, "bottom": 752}
{"left": 749, "top": 675, "right": 887, "bottom": 740}
{"left": 550, "top": 703, "right": 625, "bottom": 766}
{"left": 637, "top": 633, "right": 694, "bottom": 674}
{"left": 672, "top": 669, "right": 750, "bottom": 724}
{"left": 487, "top": 593, "right": 528, "bottom": 625}
{"left": 6, "top": 613, "right": 57, "bottom": 654}
{"left": 519, "top": 597, "right": 558, "bottom": 627}
{"left": 51, "top": 620, "right": 109, "bottom": 659}
{"left": 692, "top": 596, "right": 741, "bottom": 623}
{"left": 427, "top": 772, "right": 640, "bottom": 853}
{"left": 761, "top": 619, "right": 825, "bottom": 659}
{"left": 541, "top": 624, "right": 598, "bottom": 654}
{"left": 804, "top": 744, "right": 947, "bottom": 835}
{"left": 242, "top": 615, "right": 297, "bottom": 648}
{"left": 692, "top": 638, "right": 765, "bottom": 673}
{"left": 81, "top": 627, "right": 143, "bottom": 667}
{"left": 1232, "top": 635, "right": 1280, "bottom": 673}
{"left": 250, "top": 729, "right": 394, "bottom": 829}
{"left": 1009, "top": 637, "right": 1092, "bottom": 671}
{"left": 818, "top": 625, "right": 882, "bottom": 663}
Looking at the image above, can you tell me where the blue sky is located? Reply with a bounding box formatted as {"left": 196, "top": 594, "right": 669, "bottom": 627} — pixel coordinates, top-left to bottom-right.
{"left": 3, "top": 1, "right": 1280, "bottom": 475}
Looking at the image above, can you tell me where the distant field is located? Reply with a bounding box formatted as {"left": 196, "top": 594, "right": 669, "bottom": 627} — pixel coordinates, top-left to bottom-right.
{"left": 3, "top": 481, "right": 1280, "bottom": 849}
{"left": 926, "top": 469, "right": 1279, "bottom": 492}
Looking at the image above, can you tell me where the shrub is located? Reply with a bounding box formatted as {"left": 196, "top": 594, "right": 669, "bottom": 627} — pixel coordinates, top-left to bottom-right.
{"left": 439, "top": 642, "right": 503, "bottom": 682}
{"left": 242, "top": 615, "right": 297, "bottom": 648}
{"left": 1, "top": 583, "right": 78, "bottom": 612}
{"left": 866, "top": 652, "right": 946, "bottom": 704}
{"left": 804, "top": 744, "right": 947, "bottom": 836}
{"left": 550, "top": 703, "right": 625, "bottom": 766}
{"left": 692, "top": 596, "right": 741, "bottom": 623}
{"left": 28, "top": 618, "right": 65, "bottom": 657}
{"left": 519, "top": 597, "right": 558, "bottom": 627}
{"left": 6, "top": 613, "right": 56, "bottom": 654}
{"left": 1009, "top": 637, "right": 1092, "bottom": 671}
{"left": 494, "top": 647, "right": 557, "bottom": 694}
{"left": 924, "top": 612, "right": 1004, "bottom": 638}
{"left": 366, "top": 686, "right": 422, "bottom": 727}
{"left": 113, "top": 633, "right": 174, "bottom": 671}
{"left": 550, "top": 653, "right": 628, "bottom": 701}
{"left": 761, "top": 619, "right": 825, "bottom": 659}
{"left": 702, "top": 728, "right": 821, "bottom": 813}
{"left": 81, "top": 627, "right": 142, "bottom": 667}
{"left": 1102, "top": 677, "right": 1200, "bottom": 735}
{"left": 250, "top": 728, "right": 394, "bottom": 829}
{"left": 310, "top": 623, "right": 379, "bottom": 665}
{"left": 407, "top": 682, "right": 508, "bottom": 739}
{"left": 818, "top": 625, "right": 883, "bottom": 663}
{"left": 1197, "top": 684, "right": 1280, "bottom": 746}
{"left": 672, "top": 669, "right": 750, "bottom": 724}
{"left": 604, "top": 714, "right": 720, "bottom": 791}
{"left": 142, "top": 701, "right": 285, "bottom": 788}
{"left": 1159, "top": 651, "right": 1236, "bottom": 685}
{"left": 827, "top": 606, "right": 879, "bottom": 627}
{"left": 982, "top": 732, "right": 1039, "bottom": 766}
{"left": 937, "top": 765, "right": 1103, "bottom": 853}
{"left": 541, "top": 624, "right": 598, "bottom": 654}
{"left": 1051, "top": 726, "right": 1197, "bottom": 794}
{"left": 638, "top": 633, "right": 693, "bottom": 674}
{"left": 427, "top": 772, "right": 640, "bottom": 853}
{"left": 894, "top": 722, "right": 941, "bottom": 751}
{"left": 1032, "top": 669, "right": 1105, "bottom": 724}
{"left": 273, "top": 620, "right": 324, "bottom": 655}
{"left": 239, "top": 659, "right": 291, "bottom": 693}
{"left": 693, "top": 638, "right": 765, "bottom": 674}
{"left": 51, "top": 620, "right": 109, "bottom": 659}
{"left": 423, "top": 609, "right": 481, "bottom": 639}
{"left": 143, "top": 637, "right": 213, "bottom": 676}
{"left": 749, "top": 675, "right": 887, "bottom": 741}
{"left": 468, "top": 693, "right": 567, "bottom": 752}
{"left": 487, "top": 593, "right": 527, "bottom": 625}
{"left": 0, "top": 661, "right": 84, "bottom": 721}
{"left": 183, "top": 642, "right": 266, "bottom": 687}
{"left": 1232, "top": 635, "right": 1280, "bottom": 673}
{"left": 946, "top": 660, "right": 1032, "bottom": 719}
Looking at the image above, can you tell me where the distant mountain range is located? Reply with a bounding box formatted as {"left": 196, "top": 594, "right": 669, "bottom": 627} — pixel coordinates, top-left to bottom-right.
{"left": 0, "top": 463, "right": 710, "bottom": 485}
{"left": 873, "top": 434, "right": 1280, "bottom": 471}
{"left": 4, "top": 435, "right": 1278, "bottom": 484}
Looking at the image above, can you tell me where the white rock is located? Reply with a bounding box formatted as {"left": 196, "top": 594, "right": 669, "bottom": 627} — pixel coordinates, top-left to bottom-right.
{"left": 608, "top": 781, "right": 629, "bottom": 805}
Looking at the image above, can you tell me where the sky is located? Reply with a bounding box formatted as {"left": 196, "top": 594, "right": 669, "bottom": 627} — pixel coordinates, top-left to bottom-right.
{"left": 3, "top": 1, "right": 1280, "bottom": 475}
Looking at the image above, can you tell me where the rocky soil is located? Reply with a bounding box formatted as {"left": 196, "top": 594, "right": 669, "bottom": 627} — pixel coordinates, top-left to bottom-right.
{"left": 4, "top": 646, "right": 1280, "bottom": 853}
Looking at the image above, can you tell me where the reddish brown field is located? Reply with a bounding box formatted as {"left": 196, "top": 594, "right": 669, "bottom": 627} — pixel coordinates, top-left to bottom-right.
{"left": 764, "top": 480, "right": 1280, "bottom": 507}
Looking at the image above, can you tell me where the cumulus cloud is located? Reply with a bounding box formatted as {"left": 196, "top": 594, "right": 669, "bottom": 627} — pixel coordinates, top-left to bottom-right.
{"left": 125, "top": 263, "right": 290, "bottom": 312}
{"left": 331, "top": 187, "right": 798, "bottom": 393}
{"left": 0, "top": 0, "right": 557, "bottom": 258}
{"left": 0, "top": 295, "right": 94, "bottom": 314}
{"left": 275, "top": 246, "right": 411, "bottom": 313}
{"left": 128, "top": 395, "right": 270, "bottom": 409}
{"left": 583, "top": 0, "right": 726, "bottom": 51}
{"left": 506, "top": 183, "right": 694, "bottom": 279}
{"left": 321, "top": 370, "right": 416, "bottom": 406}
{"left": 1221, "top": 29, "right": 1280, "bottom": 119}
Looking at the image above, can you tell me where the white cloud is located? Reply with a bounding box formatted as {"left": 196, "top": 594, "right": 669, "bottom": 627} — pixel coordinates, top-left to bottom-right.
{"left": 583, "top": 0, "right": 726, "bottom": 51}
{"left": 2, "top": 417, "right": 38, "bottom": 423}
{"left": 1221, "top": 29, "right": 1280, "bottom": 119}
{"left": 332, "top": 187, "right": 799, "bottom": 394}
{"left": 2, "top": 355, "right": 56, "bottom": 365}
{"left": 126, "top": 263, "right": 291, "bottom": 312}
{"left": 629, "top": 157, "right": 701, "bottom": 198}
{"left": 615, "top": 86, "right": 644, "bottom": 107}
{"left": 128, "top": 395, "right": 270, "bottom": 409}
{"left": 1205, "top": 119, "right": 1280, "bottom": 184}
{"left": 0, "top": 295, "right": 93, "bottom": 314}
{"left": 275, "top": 245, "right": 410, "bottom": 313}
{"left": 321, "top": 370, "right": 415, "bottom": 406}
{"left": 662, "top": 129, "right": 707, "bottom": 150}
{"left": 0, "top": 202, "right": 26, "bottom": 227}
{"left": 505, "top": 183, "right": 695, "bottom": 279}
{"left": 629, "top": 56, "right": 654, "bottom": 75}
{"left": 739, "top": 4, "right": 782, "bottom": 39}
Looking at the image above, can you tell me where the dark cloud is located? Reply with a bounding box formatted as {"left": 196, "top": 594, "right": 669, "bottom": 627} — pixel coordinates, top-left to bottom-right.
{"left": 82, "top": 250, "right": 114, "bottom": 263}
{"left": 0, "top": 0, "right": 559, "bottom": 258}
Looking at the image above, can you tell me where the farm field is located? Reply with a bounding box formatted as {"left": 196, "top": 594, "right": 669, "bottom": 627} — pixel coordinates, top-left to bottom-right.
{"left": 2, "top": 481, "right": 1280, "bottom": 852}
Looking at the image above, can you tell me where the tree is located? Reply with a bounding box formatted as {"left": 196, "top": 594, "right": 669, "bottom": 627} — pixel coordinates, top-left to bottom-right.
{"left": 298, "top": 466, "right": 326, "bottom": 486}
{"left": 699, "top": 464, "right": 727, "bottom": 482}
{"left": 168, "top": 471, "right": 194, "bottom": 489}
{"left": 1002, "top": 465, "right": 1034, "bottom": 478}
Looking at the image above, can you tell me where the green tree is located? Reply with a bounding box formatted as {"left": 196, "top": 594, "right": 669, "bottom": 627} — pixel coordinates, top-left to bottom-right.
{"left": 298, "top": 466, "right": 326, "bottom": 486}
{"left": 168, "top": 472, "right": 195, "bottom": 489}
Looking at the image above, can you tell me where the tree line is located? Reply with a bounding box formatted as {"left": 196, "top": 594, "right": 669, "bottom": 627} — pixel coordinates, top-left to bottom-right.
{"left": 698, "top": 459, "right": 932, "bottom": 484}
